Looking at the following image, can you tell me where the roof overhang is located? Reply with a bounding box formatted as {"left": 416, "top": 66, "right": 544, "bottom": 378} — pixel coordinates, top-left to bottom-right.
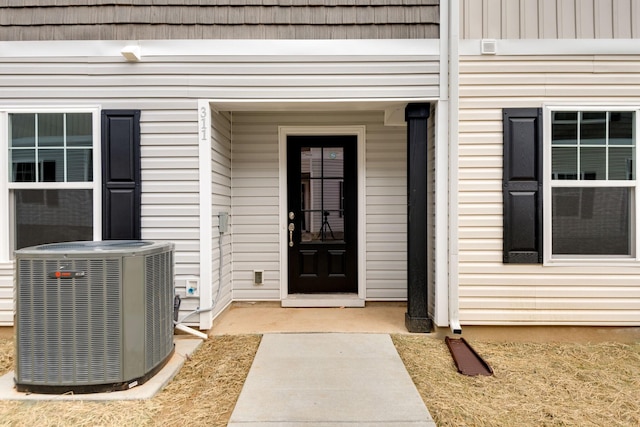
{"left": 208, "top": 98, "right": 436, "bottom": 126}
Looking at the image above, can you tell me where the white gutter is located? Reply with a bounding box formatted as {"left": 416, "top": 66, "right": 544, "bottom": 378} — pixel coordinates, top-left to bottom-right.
{"left": 434, "top": 0, "right": 450, "bottom": 327}
{"left": 448, "top": 0, "right": 462, "bottom": 334}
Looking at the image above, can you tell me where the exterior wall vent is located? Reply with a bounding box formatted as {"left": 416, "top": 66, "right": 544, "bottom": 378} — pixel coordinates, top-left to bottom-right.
{"left": 254, "top": 270, "right": 264, "bottom": 285}
{"left": 481, "top": 39, "right": 497, "bottom": 55}
{"left": 14, "top": 240, "right": 175, "bottom": 394}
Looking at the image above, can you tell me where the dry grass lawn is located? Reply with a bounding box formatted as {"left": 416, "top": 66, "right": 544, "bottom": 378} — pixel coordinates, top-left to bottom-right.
{"left": 393, "top": 335, "right": 640, "bottom": 427}
{"left": 1, "top": 334, "right": 639, "bottom": 426}
{"left": 0, "top": 335, "right": 260, "bottom": 427}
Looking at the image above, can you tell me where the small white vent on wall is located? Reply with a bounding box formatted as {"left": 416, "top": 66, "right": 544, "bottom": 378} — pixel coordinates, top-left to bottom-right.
{"left": 254, "top": 270, "right": 264, "bottom": 285}
{"left": 481, "top": 39, "right": 497, "bottom": 55}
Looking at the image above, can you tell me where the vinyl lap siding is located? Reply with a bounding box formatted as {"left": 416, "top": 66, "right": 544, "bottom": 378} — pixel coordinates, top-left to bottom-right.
{"left": 459, "top": 54, "right": 640, "bottom": 325}
{"left": 231, "top": 111, "right": 407, "bottom": 301}
{"left": 211, "top": 111, "right": 233, "bottom": 317}
{"left": 461, "top": 0, "right": 640, "bottom": 39}
{"left": 0, "top": 263, "right": 13, "bottom": 326}
{"left": 0, "top": 41, "right": 436, "bottom": 323}
{"left": 141, "top": 110, "right": 200, "bottom": 276}
{"left": 365, "top": 115, "right": 407, "bottom": 300}
{"left": 0, "top": 56, "right": 202, "bottom": 324}
{"left": 427, "top": 104, "right": 436, "bottom": 314}
{"left": 231, "top": 113, "right": 281, "bottom": 300}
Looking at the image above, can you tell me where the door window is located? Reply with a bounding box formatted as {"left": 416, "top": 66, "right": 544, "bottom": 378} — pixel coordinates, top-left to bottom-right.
{"left": 300, "top": 147, "right": 345, "bottom": 242}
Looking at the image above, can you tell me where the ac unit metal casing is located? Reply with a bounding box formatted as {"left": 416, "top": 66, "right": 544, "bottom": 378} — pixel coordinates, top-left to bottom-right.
{"left": 15, "top": 240, "right": 175, "bottom": 393}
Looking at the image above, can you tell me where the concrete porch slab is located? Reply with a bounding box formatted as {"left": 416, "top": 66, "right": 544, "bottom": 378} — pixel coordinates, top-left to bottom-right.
{"left": 210, "top": 301, "right": 409, "bottom": 335}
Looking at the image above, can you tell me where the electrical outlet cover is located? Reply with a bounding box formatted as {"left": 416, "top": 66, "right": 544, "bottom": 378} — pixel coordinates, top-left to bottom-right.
{"left": 186, "top": 278, "right": 199, "bottom": 297}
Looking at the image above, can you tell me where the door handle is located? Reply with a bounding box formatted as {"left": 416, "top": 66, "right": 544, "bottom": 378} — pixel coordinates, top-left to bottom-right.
{"left": 288, "top": 223, "right": 295, "bottom": 247}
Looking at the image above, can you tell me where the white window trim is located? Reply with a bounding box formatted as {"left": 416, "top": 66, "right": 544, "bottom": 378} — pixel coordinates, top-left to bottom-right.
{"left": 0, "top": 106, "right": 102, "bottom": 262}
{"left": 543, "top": 105, "right": 639, "bottom": 266}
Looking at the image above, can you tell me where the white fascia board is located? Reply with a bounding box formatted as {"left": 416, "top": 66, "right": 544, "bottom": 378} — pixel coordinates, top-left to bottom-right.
{"left": 460, "top": 39, "right": 640, "bottom": 56}
{"left": 0, "top": 39, "right": 439, "bottom": 59}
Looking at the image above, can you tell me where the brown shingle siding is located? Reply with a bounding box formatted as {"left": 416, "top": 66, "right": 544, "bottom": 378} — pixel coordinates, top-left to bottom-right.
{"left": 0, "top": 0, "right": 438, "bottom": 4}
{"left": 0, "top": 1, "right": 438, "bottom": 40}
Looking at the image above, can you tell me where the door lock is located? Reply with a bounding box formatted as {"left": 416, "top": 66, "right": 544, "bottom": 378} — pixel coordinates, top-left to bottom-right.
{"left": 288, "top": 223, "right": 295, "bottom": 247}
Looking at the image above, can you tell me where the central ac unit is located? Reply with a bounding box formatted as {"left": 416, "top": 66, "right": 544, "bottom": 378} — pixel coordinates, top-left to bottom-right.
{"left": 15, "top": 240, "right": 175, "bottom": 394}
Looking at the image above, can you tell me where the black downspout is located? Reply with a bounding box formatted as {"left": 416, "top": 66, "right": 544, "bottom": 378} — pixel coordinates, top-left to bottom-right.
{"left": 405, "top": 103, "right": 432, "bottom": 333}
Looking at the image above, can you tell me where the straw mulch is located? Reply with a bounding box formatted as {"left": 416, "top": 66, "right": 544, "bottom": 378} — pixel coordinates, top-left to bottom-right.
{"left": 0, "top": 335, "right": 260, "bottom": 427}
{"left": 392, "top": 335, "right": 640, "bottom": 427}
{"left": 0, "top": 338, "right": 12, "bottom": 376}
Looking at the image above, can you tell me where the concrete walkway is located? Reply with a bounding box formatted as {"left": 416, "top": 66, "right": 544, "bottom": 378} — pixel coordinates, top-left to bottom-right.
{"left": 229, "top": 333, "right": 436, "bottom": 426}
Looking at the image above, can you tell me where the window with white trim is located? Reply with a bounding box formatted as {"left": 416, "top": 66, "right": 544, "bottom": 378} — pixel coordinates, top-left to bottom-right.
{"left": 3, "top": 109, "right": 101, "bottom": 257}
{"left": 546, "top": 107, "right": 637, "bottom": 260}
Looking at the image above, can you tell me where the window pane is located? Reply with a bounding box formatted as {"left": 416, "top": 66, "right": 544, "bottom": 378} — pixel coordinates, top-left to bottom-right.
{"left": 301, "top": 210, "right": 344, "bottom": 243}
{"left": 8, "top": 112, "right": 93, "bottom": 183}
{"left": 609, "top": 147, "right": 634, "bottom": 180}
{"left": 552, "top": 187, "right": 631, "bottom": 255}
{"left": 609, "top": 112, "right": 634, "bottom": 146}
{"left": 67, "top": 149, "right": 93, "bottom": 182}
{"left": 37, "top": 113, "right": 64, "bottom": 147}
{"left": 67, "top": 113, "right": 93, "bottom": 147}
{"left": 322, "top": 180, "right": 344, "bottom": 241}
{"left": 580, "top": 147, "right": 606, "bottom": 180}
{"left": 552, "top": 111, "right": 577, "bottom": 145}
{"left": 10, "top": 149, "right": 36, "bottom": 182}
{"left": 37, "top": 149, "right": 65, "bottom": 182}
{"left": 552, "top": 147, "right": 577, "bottom": 179}
{"left": 301, "top": 211, "right": 321, "bottom": 242}
{"left": 580, "top": 111, "right": 606, "bottom": 145}
{"left": 301, "top": 147, "right": 321, "bottom": 177}
{"left": 323, "top": 148, "right": 344, "bottom": 177}
{"left": 9, "top": 114, "right": 35, "bottom": 147}
{"left": 14, "top": 189, "right": 93, "bottom": 250}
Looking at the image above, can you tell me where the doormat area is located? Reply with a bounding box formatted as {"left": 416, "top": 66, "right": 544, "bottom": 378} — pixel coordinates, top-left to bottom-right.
{"left": 445, "top": 337, "right": 493, "bottom": 376}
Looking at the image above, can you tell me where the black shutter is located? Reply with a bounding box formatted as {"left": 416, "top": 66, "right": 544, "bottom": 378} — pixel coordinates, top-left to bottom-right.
{"left": 503, "top": 108, "right": 543, "bottom": 263}
{"left": 101, "top": 110, "right": 141, "bottom": 240}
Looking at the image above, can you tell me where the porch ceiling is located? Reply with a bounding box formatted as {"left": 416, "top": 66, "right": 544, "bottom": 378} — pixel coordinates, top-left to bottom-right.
{"left": 209, "top": 98, "right": 434, "bottom": 126}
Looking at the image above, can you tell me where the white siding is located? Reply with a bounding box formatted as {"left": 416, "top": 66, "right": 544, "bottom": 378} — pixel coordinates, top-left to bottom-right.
{"left": 461, "top": 0, "right": 640, "bottom": 39}
{"left": 0, "top": 263, "right": 13, "bottom": 326}
{"left": 211, "top": 111, "right": 233, "bottom": 318}
{"left": 365, "top": 115, "right": 408, "bottom": 300}
{"left": 459, "top": 54, "right": 640, "bottom": 325}
{"left": 141, "top": 108, "right": 200, "bottom": 281}
{"left": 0, "top": 61, "right": 203, "bottom": 280}
{"left": 428, "top": 104, "right": 437, "bottom": 315}
{"left": 0, "top": 39, "right": 437, "bottom": 325}
{"left": 231, "top": 111, "right": 407, "bottom": 301}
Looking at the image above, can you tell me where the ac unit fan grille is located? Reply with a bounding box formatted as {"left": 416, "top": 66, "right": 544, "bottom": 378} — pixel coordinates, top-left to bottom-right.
{"left": 145, "top": 250, "right": 174, "bottom": 371}
{"left": 17, "top": 258, "right": 122, "bottom": 385}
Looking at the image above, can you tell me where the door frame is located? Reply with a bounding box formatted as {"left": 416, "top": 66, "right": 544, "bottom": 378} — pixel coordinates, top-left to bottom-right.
{"left": 279, "top": 125, "right": 366, "bottom": 305}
